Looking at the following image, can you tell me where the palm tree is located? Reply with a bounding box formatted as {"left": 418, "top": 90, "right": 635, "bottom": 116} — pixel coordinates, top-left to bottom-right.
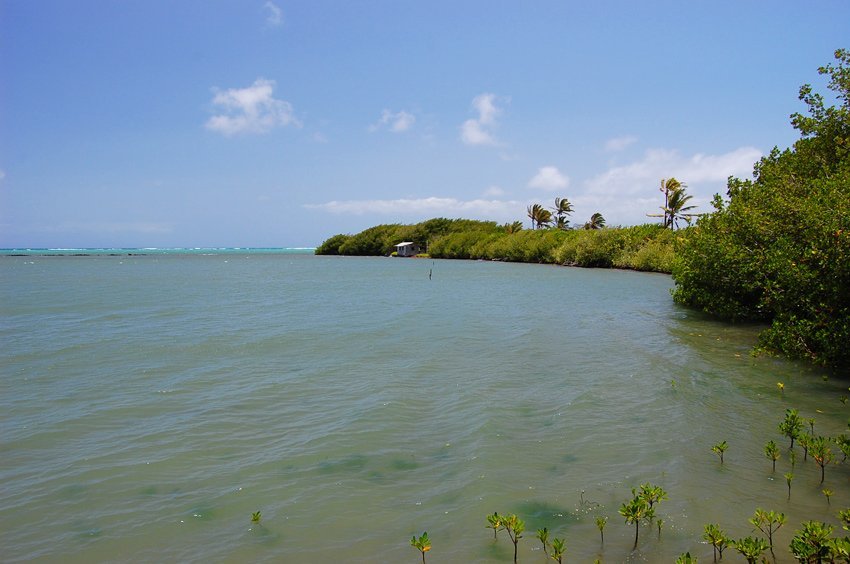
{"left": 583, "top": 212, "right": 606, "bottom": 229}
{"left": 537, "top": 206, "right": 552, "bottom": 229}
{"left": 551, "top": 197, "right": 573, "bottom": 229}
{"left": 666, "top": 185, "right": 697, "bottom": 229}
{"left": 527, "top": 204, "right": 552, "bottom": 229}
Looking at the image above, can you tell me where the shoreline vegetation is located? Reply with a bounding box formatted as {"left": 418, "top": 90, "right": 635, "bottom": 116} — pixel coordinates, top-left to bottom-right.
{"left": 317, "top": 50, "right": 849, "bottom": 371}
{"left": 316, "top": 220, "right": 675, "bottom": 273}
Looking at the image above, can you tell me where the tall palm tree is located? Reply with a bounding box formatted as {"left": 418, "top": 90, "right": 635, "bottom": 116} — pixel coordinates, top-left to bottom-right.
{"left": 666, "top": 186, "right": 696, "bottom": 229}
{"left": 659, "top": 178, "right": 696, "bottom": 229}
{"left": 583, "top": 212, "right": 606, "bottom": 229}
{"left": 527, "top": 203, "right": 552, "bottom": 229}
{"left": 551, "top": 197, "right": 573, "bottom": 229}
{"left": 536, "top": 207, "right": 553, "bottom": 229}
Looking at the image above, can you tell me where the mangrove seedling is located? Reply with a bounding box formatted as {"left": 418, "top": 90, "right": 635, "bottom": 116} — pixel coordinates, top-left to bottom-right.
{"left": 502, "top": 513, "right": 525, "bottom": 564}
{"left": 779, "top": 408, "right": 803, "bottom": 449}
{"left": 620, "top": 496, "right": 653, "bottom": 549}
{"left": 823, "top": 489, "right": 834, "bottom": 505}
{"left": 550, "top": 537, "right": 565, "bottom": 564}
{"left": 809, "top": 435, "right": 834, "bottom": 483}
{"left": 657, "top": 518, "right": 664, "bottom": 539}
{"left": 790, "top": 448, "right": 797, "bottom": 469}
{"left": 732, "top": 536, "right": 769, "bottom": 564}
{"left": 799, "top": 433, "right": 810, "bottom": 461}
{"left": 764, "top": 440, "right": 780, "bottom": 472}
{"left": 410, "top": 531, "right": 431, "bottom": 564}
{"left": 784, "top": 472, "right": 794, "bottom": 500}
{"left": 486, "top": 511, "right": 503, "bottom": 539}
{"left": 777, "top": 382, "right": 785, "bottom": 394}
{"left": 251, "top": 511, "right": 261, "bottom": 523}
{"left": 703, "top": 523, "right": 729, "bottom": 561}
{"left": 595, "top": 515, "right": 607, "bottom": 544}
{"left": 636, "top": 482, "right": 667, "bottom": 511}
{"left": 789, "top": 521, "right": 833, "bottom": 563}
{"left": 749, "top": 509, "right": 785, "bottom": 556}
{"left": 808, "top": 417, "right": 816, "bottom": 435}
{"left": 536, "top": 527, "right": 549, "bottom": 555}
{"left": 676, "top": 552, "right": 698, "bottom": 563}
{"left": 711, "top": 440, "right": 728, "bottom": 464}
{"left": 840, "top": 509, "right": 850, "bottom": 531}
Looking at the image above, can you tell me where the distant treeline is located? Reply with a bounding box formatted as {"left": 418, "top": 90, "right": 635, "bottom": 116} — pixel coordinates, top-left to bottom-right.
{"left": 315, "top": 219, "right": 675, "bottom": 273}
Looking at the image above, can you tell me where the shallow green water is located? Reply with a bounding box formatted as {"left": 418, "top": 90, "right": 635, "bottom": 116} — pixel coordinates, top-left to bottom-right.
{"left": 0, "top": 254, "right": 845, "bottom": 563}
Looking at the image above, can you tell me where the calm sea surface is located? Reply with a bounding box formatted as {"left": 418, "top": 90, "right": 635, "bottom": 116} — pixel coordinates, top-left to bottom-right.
{"left": 0, "top": 252, "right": 845, "bottom": 563}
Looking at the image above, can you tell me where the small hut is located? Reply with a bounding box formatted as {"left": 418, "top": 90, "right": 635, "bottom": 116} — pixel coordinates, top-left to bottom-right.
{"left": 394, "top": 242, "right": 421, "bottom": 257}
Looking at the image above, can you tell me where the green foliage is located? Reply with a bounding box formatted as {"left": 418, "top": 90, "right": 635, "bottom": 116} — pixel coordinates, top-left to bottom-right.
{"left": 780, "top": 408, "right": 804, "bottom": 448}
{"left": 711, "top": 440, "right": 728, "bottom": 464}
{"left": 315, "top": 218, "right": 502, "bottom": 256}
{"left": 733, "top": 536, "right": 769, "bottom": 563}
{"left": 410, "top": 531, "right": 431, "bottom": 563}
{"left": 672, "top": 49, "right": 850, "bottom": 368}
{"left": 619, "top": 495, "right": 654, "bottom": 549}
{"left": 764, "top": 439, "right": 780, "bottom": 471}
{"left": 785, "top": 472, "right": 794, "bottom": 500}
{"left": 502, "top": 513, "right": 525, "bottom": 563}
{"left": 549, "top": 537, "right": 566, "bottom": 563}
{"left": 314, "top": 233, "right": 351, "bottom": 255}
{"left": 536, "top": 527, "right": 549, "bottom": 554}
{"left": 251, "top": 510, "right": 261, "bottom": 523}
{"left": 675, "top": 552, "right": 698, "bottom": 564}
{"left": 809, "top": 435, "right": 834, "bottom": 483}
{"left": 703, "top": 523, "right": 729, "bottom": 561}
{"left": 790, "top": 521, "right": 834, "bottom": 563}
{"left": 486, "top": 511, "right": 503, "bottom": 539}
{"left": 749, "top": 509, "right": 786, "bottom": 555}
{"left": 595, "top": 515, "right": 607, "bottom": 544}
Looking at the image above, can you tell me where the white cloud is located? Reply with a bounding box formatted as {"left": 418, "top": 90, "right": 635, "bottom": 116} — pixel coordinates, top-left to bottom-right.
{"left": 585, "top": 147, "right": 760, "bottom": 196}
{"left": 206, "top": 78, "right": 300, "bottom": 136}
{"left": 460, "top": 93, "right": 505, "bottom": 146}
{"left": 483, "top": 185, "right": 505, "bottom": 197}
{"left": 370, "top": 109, "right": 416, "bottom": 133}
{"left": 576, "top": 146, "right": 761, "bottom": 226}
{"left": 305, "top": 196, "right": 522, "bottom": 219}
{"left": 527, "top": 166, "right": 570, "bottom": 191}
{"left": 604, "top": 135, "right": 638, "bottom": 152}
{"left": 264, "top": 1, "right": 283, "bottom": 26}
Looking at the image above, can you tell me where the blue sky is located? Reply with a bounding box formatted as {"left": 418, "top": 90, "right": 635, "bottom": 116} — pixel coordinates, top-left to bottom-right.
{"left": 1, "top": 1, "right": 848, "bottom": 248}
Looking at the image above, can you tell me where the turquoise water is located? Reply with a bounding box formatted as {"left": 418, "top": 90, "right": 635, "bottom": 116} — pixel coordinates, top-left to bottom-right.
{"left": 0, "top": 253, "right": 845, "bottom": 563}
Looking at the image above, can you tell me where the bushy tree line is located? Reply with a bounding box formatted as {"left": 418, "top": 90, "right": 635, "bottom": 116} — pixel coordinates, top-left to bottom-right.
{"left": 314, "top": 218, "right": 501, "bottom": 256}
{"left": 429, "top": 223, "right": 674, "bottom": 272}
{"left": 672, "top": 49, "right": 850, "bottom": 369}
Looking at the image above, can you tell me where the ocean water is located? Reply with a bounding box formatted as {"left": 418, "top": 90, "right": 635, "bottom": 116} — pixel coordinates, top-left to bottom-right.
{"left": 0, "top": 253, "right": 845, "bottom": 563}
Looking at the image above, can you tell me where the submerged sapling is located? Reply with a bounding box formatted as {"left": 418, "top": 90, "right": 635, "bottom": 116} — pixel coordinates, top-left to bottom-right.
{"left": 410, "top": 531, "right": 431, "bottom": 564}
{"left": 536, "top": 527, "right": 549, "bottom": 554}
{"left": 486, "top": 511, "right": 503, "bottom": 539}
{"left": 502, "top": 514, "right": 525, "bottom": 564}
{"left": 549, "top": 537, "right": 565, "bottom": 564}
{"left": 703, "top": 523, "right": 729, "bottom": 561}
{"left": 749, "top": 509, "right": 785, "bottom": 557}
{"left": 251, "top": 511, "right": 261, "bottom": 523}
{"left": 711, "top": 440, "right": 728, "bottom": 464}
{"left": 823, "top": 489, "right": 834, "bottom": 505}
{"left": 732, "top": 536, "right": 769, "bottom": 564}
{"left": 785, "top": 472, "right": 794, "bottom": 500}
{"left": 595, "top": 515, "right": 607, "bottom": 544}
{"left": 764, "top": 440, "right": 780, "bottom": 472}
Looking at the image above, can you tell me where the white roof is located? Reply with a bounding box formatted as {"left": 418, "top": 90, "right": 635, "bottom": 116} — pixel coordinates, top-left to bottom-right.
{"left": 395, "top": 242, "right": 416, "bottom": 247}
